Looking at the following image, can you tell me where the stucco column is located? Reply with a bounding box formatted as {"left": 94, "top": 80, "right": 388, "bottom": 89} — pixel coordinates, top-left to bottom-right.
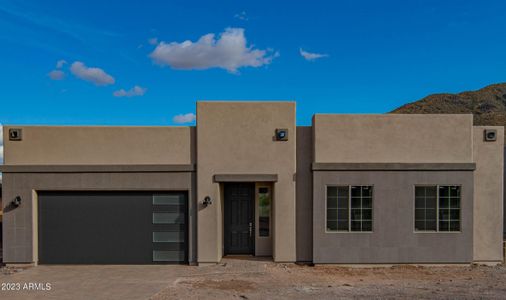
{"left": 473, "top": 126, "right": 504, "bottom": 263}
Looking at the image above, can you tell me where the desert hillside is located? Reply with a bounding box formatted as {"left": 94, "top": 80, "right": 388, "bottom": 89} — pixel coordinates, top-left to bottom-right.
{"left": 391, "top": 83, "right": 506, "bottom": 136}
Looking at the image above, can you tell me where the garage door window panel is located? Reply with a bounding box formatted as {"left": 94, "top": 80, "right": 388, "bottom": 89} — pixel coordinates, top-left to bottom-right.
{"left": 151, "top": 193, "right": 188, "bottom": 263}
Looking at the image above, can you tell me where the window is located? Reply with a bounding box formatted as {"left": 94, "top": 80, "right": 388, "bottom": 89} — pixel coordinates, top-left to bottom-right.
{"left": 414, "top": 185, "right": 461, "bottom": 232}
{"left": 414, "top": 186, "right": 437, "bottom": 231}
{"left": 326, "top": 186, "right": 373, "bottom": 232}
{"left": 153, "top": 232, "right": 185, "bottom": 243}
{"left": 438, "top": 186, "right": 461, "bottom": 232}
{"left": 152, "top": 250, "right": 185, "bottom": 262}
{"left": 153, "top": 194, "right": 185, "bottom": 205}
{"left": 151, "top": 193, "right": 187, "bottom": 263}
{"left": 152, "top": 212, "right": 185, "bottom": 224}
{"left": 258, "top": 187, "right": 271, "bottom": 237}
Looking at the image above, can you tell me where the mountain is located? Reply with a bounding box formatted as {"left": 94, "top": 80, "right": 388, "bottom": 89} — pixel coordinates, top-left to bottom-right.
{"left": 391, "top": 83, "right": 506, "bottom": 136}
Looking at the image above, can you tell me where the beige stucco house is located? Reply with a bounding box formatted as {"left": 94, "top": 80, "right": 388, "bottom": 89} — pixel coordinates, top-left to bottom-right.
{"left": 1, "top": 101, "right": 503, "bottom": 265}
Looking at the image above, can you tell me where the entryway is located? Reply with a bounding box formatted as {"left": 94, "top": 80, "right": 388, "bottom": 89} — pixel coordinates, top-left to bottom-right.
{"left": 224, "top": 183, "right": 255, "bottom": 255}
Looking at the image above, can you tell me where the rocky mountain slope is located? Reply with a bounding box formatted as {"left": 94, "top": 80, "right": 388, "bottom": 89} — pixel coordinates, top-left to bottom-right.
{"left": 391, "top": 83, "right": 506, "bottom": 136}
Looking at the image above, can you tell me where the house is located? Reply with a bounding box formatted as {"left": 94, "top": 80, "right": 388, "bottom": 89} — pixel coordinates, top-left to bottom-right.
{"left": 0, "top": 180, "right": 2, "bottom": 260}
{"left": 0, "top": 101, "right": 503, "bottom": 265}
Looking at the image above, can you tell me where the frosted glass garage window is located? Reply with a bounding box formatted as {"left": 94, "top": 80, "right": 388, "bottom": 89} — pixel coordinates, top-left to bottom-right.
{"left": 326, "top": 186, "right": 373, "bottom": 232}
{"left": 153, "top": 250, "right": 185, "bottom": 262}
{"left": 153, "top": 194, "right": 185, "bottom": 205}
{"left": 152, "top": 212, "right": 185, "bottom": 224}
{"left": 153, "top": 231, "right": 185, "bottom": 243}
{"left": 414, "top": 185, "right": 460, "bottom": 232}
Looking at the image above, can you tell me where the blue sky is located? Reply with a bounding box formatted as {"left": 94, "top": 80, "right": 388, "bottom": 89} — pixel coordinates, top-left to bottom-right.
{"left": 0, "top": 0, "right": 506, "bottom": 127}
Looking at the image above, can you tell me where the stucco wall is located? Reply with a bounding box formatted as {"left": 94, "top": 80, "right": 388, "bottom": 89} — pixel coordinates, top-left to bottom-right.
{"left": 296, "top": 126, "right": 313, "bottom": 261}
{"left": 3, "top": 126, "right": 194, "bottom": 165}
{"left": 473, "top": 126, "right": 504, "bottom": 262}
{"left": 196, "top": 102, "right": 296, "bottom": 263}
{"left": 313, "top": 114, "right": 473, "bottom": 163}
{"left": 2, "top": 172, "right": 196, "bottom": 264}
{"left": 313, "top": 171, "right": 474, "bottom": 263}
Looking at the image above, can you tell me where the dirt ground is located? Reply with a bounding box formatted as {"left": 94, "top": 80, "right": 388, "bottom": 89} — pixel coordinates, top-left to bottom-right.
{"left": 1, "top": 258, "right": 505, "bottom": 299}
{"left": 152, "top": 258, "right": 506, "bottom": 300}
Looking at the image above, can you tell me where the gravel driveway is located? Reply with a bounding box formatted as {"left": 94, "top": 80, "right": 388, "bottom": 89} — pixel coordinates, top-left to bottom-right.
{"left": 1, "top": 258, "right": 505, "bottom": 299}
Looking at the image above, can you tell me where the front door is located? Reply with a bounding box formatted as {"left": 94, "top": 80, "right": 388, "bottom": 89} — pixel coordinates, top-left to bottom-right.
{"left": 224, "top": 183, "right": 255, "bottom": 255}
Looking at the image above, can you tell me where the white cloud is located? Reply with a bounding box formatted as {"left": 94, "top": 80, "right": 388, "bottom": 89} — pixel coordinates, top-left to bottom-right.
{"left": 148, "top": 37, "right": 158, "bottom": 45}
{"left": 70, "top": 61, "right": 115, "bottom": 86}
{"left": 149, "top": 28, "right": 276, "bottom": 73}
{"left": 113, "top": 85, "right": 147, "bottom": 97}
{"left": 234, "top": 11, "right": 248, "bottom": 21}
{"left": 172, "top": 113, "right": 196, "bottom": 124}
{"left": 299, "top": 48, "right": 328, "bottom": 61}
{"left": 48, "top": 70, "right": 65, "bottom": 80}
{"left": 48, "top": 59, "right": 67, "bottom": 80}
{"left": 56, "top": 59, "right": 67, "bottom": 68}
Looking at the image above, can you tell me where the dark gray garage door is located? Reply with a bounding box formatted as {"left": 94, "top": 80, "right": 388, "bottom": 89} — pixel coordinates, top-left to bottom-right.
{"left": 38, "top": 191, "right": 187, "bottom": 264}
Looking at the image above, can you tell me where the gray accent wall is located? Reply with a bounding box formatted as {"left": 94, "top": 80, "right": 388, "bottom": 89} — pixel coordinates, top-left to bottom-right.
{"left": 2, "top": 171, "right": 196, "bottom": 264}
{"left": 296, "top": 127, "right": 313, "bottom": 262}
{"left": 313, "top": 170, "right": 474, "bottom": 264}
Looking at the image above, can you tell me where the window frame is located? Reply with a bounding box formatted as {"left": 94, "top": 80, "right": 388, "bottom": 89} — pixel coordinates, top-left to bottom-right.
{"left": 257, "top": 185, "right": 272, "bottom": 238}
{"left": 413, "top": 185, "right": 462, "bottom": 233}
{"left": 325, "top": 184, "right": 374, "bottom": 233}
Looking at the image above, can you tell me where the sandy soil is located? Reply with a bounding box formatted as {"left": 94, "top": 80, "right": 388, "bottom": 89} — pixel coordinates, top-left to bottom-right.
{"left": 152, "top": 259, "right": 506, "bottom": 299}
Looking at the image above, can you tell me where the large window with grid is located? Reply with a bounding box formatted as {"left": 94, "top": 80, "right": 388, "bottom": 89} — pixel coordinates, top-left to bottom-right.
{"left": 414, "top": 185, "right": 461, "bottom": 232}
{"left": 326, "top": 186, "right": 373, "bottom": 232}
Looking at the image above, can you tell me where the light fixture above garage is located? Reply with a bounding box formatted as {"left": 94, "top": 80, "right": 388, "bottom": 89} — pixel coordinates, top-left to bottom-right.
{"left": 203, "top": 196, "right": 212, "bottom": 207}
{"left": 11, "top": 196, "right": 21, "bottom": 207}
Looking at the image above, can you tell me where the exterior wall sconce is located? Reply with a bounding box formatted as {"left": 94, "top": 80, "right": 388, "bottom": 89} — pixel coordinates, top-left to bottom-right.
{"left": 275, "top": 128, "right": 288, "bottom": 141}
{"left": 484, "top": 129, "right": 497, "bottom": 142}
{"left": 11, "top": 196, "right": 22, "bottom": 207}
{"left": 203, "top": 196, "right": 212, "bottom": 207}
{"left": 9, "top": 128, "right": 22, "bottom": 141}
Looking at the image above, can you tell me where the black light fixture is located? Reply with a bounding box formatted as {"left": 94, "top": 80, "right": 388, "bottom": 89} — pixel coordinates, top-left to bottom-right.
{"left": 11, "top": 196, "right": 21, "bottom": 207}
{"left": 275, "top": 128, "right": 288, "bottom": 141}
{"left": 484, "top": 129, "right": 497, "bottom": 142}
{"left": 203, "top": 196, "right": 212, "bottom": 207}
{"left": 9, "top": 128, "right": 22, "bottom": 141}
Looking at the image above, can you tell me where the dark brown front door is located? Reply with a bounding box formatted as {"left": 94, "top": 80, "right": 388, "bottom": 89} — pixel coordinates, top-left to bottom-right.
{"left": 224, "top": 183, "right": 255, "bottom": 255}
